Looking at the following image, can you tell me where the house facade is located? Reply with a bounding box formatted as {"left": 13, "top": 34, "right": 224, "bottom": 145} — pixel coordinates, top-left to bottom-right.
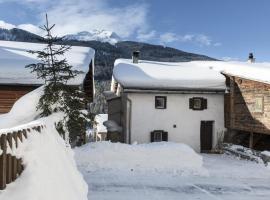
{"left": 0, "top": 41, "right": 95, "bottom": 114}
{"left": 106, "top": 57, "right": 270, "bottom": 151}
{"left": 106, "top": 58, "right": 226, "bottom": 152}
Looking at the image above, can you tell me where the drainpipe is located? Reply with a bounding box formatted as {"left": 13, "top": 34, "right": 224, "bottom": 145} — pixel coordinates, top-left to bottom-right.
{"left": 127, "top": 98, "right": 132, "bottom": 144}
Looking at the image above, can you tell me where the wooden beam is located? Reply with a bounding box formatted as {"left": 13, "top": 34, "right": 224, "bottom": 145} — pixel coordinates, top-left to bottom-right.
{"left": 249, "top": 132, "right": 254, "bottom": 149}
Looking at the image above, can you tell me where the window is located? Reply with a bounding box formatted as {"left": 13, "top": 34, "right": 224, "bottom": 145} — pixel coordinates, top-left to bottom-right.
{"left": 189, "top": 97, "right": 207, "bottom": 110}
{"left": 151, "top": 130, "right": 168, "bottom": 142}
{"left": 254, "top": 97, "right": 264, "bottom": 113}
{"left": 155, "top": 96, "right": 167, "bottom": 109}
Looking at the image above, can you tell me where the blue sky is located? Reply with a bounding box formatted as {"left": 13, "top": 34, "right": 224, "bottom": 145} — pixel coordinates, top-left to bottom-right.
{"left": 0, "top": 0, "right": 269, "bottom": 61}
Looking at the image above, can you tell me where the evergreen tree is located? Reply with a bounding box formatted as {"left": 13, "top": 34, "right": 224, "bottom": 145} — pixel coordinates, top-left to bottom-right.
{"left": 26, "top": 14, "right": 89, "bottom": 144}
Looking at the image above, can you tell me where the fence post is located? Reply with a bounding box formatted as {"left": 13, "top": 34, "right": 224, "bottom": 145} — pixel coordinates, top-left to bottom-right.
{"left": 6, "top": 133, "right": 12, "bottom": 184}
{"left": 0, "top": 134, "right": 7, "bottom": 190}
{"left": 17, "top": 131, "right": 23, "bottom": 175}
{"left": 11, "top": 132, "right": 18, "bottom": 181}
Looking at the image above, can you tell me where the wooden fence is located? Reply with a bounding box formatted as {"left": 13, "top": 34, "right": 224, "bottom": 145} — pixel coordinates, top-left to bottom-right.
{"left": 0, "top": 123, "right": 45, "bottom": 190}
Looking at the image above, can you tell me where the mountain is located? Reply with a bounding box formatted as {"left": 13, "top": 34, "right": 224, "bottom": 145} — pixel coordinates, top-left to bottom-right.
{"left": 0, "top": 27, "right": 217, "bottom": 113}
{"left": 63, "top": 30, "right": 121, "bottom": 44}
{"left": 0, "top": 28, "right": 43, "bottom": 42}
{"left": 0, "top": 27, "right": 216, "bottom": 81}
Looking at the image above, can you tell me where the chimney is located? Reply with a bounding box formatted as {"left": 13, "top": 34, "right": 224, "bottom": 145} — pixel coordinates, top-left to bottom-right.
{"left": 132, "top": 51, "right": 140, "bottom": 64}
{"left": 248, "top": 53, "right": 255, "bottom": 63}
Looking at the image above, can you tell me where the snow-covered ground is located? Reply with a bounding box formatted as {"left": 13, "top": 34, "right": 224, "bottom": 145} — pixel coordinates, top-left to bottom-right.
{"left": 75, "top": 142, "right": 270, "bottom": 200}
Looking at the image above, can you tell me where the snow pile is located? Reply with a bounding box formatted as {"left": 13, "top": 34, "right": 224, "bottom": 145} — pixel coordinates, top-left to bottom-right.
{"left": 0, "top": 86, "right": 88, "bottom": 200}
{"left": 0, "top": 86, "right": 43, "bottom": 129}
{"left": 0, "top": 115, "right": 88, "bottom": 200}
{"left": 94, "top": 114, "right": 108, "bottom": 133}
{"left": 75, "top": 141, "right": 207, "bottom": 176}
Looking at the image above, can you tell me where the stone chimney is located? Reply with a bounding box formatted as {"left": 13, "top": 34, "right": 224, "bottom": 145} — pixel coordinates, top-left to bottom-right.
{"left": 248, "top": 53, "right": 255, "bottom": 63}
{"left": 132, "top": 51, "right": 140, "bottom": 64}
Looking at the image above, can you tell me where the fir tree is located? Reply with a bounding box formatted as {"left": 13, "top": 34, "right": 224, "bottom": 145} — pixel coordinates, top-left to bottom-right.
{"left": 26, "top": 14, "right": 89, "bottom": 144}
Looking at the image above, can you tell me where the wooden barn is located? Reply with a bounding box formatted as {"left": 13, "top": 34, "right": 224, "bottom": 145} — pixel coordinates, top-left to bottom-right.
{"left": 0, "top": 40, "right": 95, "bottom": 114}
{"left": 224, "top": 73, "right": 270, "bottom": 150}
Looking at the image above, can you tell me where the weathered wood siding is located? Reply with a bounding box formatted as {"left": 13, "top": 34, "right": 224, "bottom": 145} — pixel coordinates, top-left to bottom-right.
{"left": 225, "top": 75, "right": 270, "bottom": 134}
{"left": 0, "top": 85, "right": 38, "bottom": 114}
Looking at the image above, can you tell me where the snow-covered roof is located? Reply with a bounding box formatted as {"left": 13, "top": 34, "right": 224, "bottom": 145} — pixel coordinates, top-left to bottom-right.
{"left": 191, "top": 61, "right": 270, "bottom": 84}
{"left": 113, "top": 59, "right": 270, "bottom": 91}
{"left": 95, "top": 114, "right": 108, "bottom": 133}
{"left": 113, "top": 59, "right": 226, "bottom": 91}
{"left": 0, "top": 40, "right": 95, "bottom": 85}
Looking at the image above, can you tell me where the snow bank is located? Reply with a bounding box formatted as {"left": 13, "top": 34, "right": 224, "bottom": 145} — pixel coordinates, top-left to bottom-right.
{"left": 75, "top": 141, "right": 207, "bottom": 176}
{"left": 0, "top": 115, "right": 88, "bottom": 200}
{"left": 0, "top": 86, "right": 88, "bottom": 200}
{"left": 0, "top": 86, "right": 43, "bottom": 129}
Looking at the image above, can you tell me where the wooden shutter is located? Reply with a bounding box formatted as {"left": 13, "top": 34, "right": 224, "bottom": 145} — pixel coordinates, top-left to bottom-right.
{"left": 150, "top": 131, "right": 155, "bottom": 142}
{"left": 189, "top": 98, "right": 194, "bottom": 109}
{"left": 203, "top": 98, "right": 207, "bottom": 109}
{"left": 162, "top": 132, "right": 168, "bottom": 142}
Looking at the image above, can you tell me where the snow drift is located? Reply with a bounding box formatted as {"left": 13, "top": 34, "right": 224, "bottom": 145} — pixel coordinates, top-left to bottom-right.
{"left": 75, "top": 141, "right": 207, "bottom": 176}
{"left": 0, "top": 87, "right": 88, "bottom": 200}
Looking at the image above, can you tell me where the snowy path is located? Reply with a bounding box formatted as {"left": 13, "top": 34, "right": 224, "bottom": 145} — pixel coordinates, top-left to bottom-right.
{"left": 75, "top": 147, "right": 270, "bottom": 200}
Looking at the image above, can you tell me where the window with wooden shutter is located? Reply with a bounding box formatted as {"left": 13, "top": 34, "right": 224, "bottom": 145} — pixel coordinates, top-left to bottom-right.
{"left": 155, "top": 96, "right": 167, "bottom": 109}
{"left": 189, "top": 97, "right": 207, "bottom": 110}
{"left": 150, "top": 130, "right": 168, "bottom": 142}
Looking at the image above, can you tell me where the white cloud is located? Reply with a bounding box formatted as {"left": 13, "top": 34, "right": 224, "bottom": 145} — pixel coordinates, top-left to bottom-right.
{"left": 136, "top": 30, "right": 157, "bottom": 41}
{"left": 159, "top": 32, "right": 179, "bottom": 43}
{"left": 158, "top": 32, "right": 220, "bottom": 47}
{"left": 29, "top": 0, "right": 148, "bottom": 38}
{"left": 0, "top": 0, "right": 149, "bottom": 38}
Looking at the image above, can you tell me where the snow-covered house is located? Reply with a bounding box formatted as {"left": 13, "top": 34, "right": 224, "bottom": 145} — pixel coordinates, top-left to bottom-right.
{"left": 106, "top": 55, "right": 270, "bottom": 152}
{"left": 0, "top": 40, "right": 95, "bottom": 114}
{"left": 106, "top": 58, "right": 227, "bottom": 152}
{"left": 93, "top": 114, "right": 108, "bottom": 141}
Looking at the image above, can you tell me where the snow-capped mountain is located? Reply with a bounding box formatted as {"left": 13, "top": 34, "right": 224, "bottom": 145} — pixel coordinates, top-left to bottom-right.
{"left": 63, "top": 30, "right": 121, "bottom": 44}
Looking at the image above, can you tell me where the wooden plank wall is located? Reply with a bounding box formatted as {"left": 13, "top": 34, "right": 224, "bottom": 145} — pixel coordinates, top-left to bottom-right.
{"left": 0, "top": 85, "right": 38, "bottom": 114}
{"left": 225, "top": 75, "right": 270, "bottom": 135}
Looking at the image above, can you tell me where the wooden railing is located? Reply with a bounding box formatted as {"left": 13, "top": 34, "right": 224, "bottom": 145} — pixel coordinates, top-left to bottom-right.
{"left": 0, "top": 123, "right": 45, "bottom": 190}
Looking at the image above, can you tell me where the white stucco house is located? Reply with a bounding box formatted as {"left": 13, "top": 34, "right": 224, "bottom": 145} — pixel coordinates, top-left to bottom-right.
{"left": 105, "top": 56, "right": 227, "bottom": 152}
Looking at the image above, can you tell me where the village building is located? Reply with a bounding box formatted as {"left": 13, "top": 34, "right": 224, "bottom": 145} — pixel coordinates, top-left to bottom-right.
{"left": 0, "top": 40, "right": 95, "bottom": 114}
{"left": 105, "top": 57, "right": 227, "bottom": 152}
{"left": 105, "top": 53, "right": 270, "bottom": 152}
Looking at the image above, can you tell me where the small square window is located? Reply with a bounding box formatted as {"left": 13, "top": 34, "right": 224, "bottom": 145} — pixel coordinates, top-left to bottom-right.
{"left": 193, "top": 98, "right": 202, "bottom": 110}
{"left": 155, "top": 96, "right": 167, "bottom": 109}
{"left": 151, "top": 130, "right": 168, "bottom": 142}
{"left": 189, "top": 97, "right": 207, "bottom": 110}
{"left": 154, "top": 131, "right": 162, "bottom": 142}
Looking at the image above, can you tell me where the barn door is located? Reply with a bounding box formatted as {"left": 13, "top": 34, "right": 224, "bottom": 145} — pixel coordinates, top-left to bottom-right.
{"left": 200, "top": 121, "right": 213, "bottom": 152}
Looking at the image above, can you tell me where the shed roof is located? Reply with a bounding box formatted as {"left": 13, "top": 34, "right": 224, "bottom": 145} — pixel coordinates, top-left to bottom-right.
{"left": 0, "top": 40, "right": 95, "bottom": 86}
